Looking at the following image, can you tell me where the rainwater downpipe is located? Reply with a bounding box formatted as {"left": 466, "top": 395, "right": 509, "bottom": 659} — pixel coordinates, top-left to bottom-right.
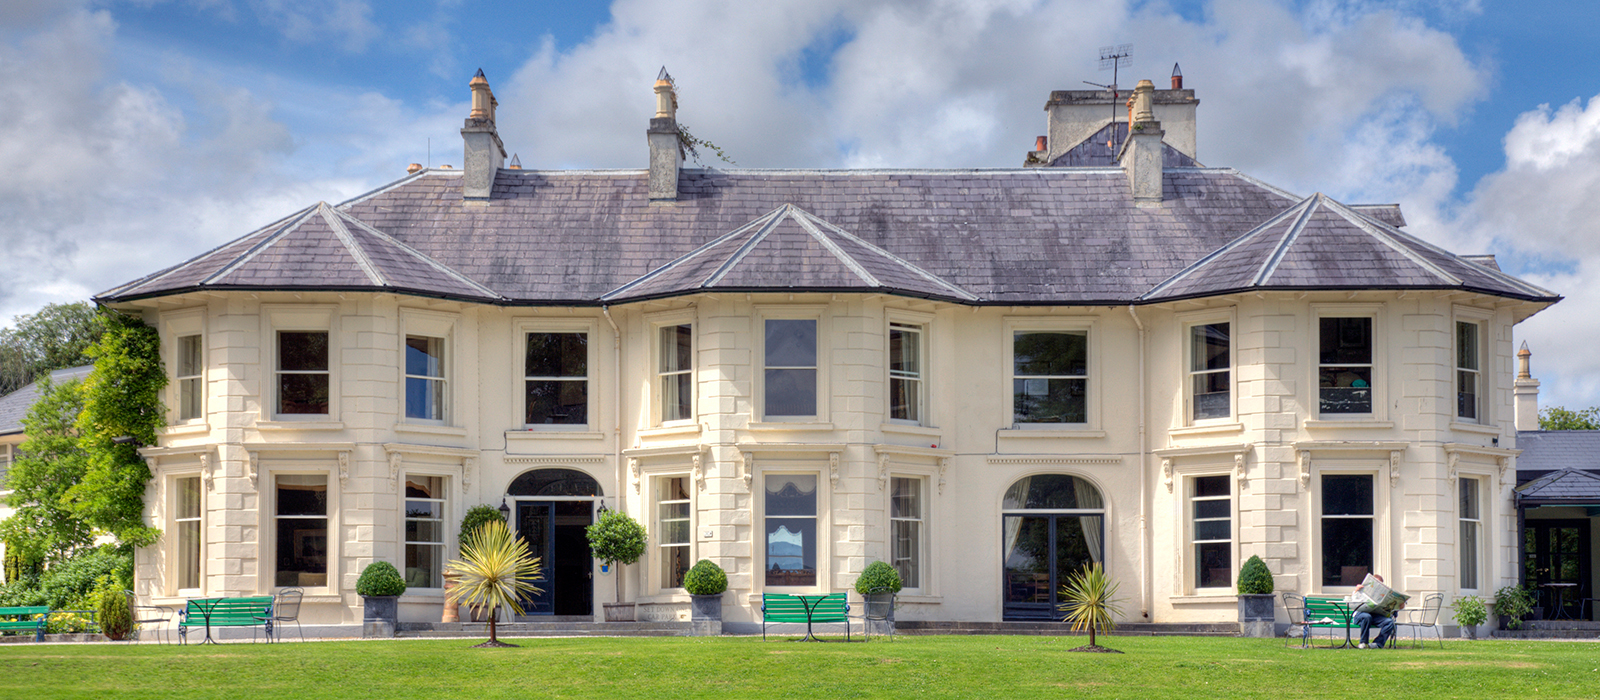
{"left": 602, "top": 306, "right": 625, "bottom": 595}
{"left": 1128, "top": 305, "right": 1150, "bottom": 619}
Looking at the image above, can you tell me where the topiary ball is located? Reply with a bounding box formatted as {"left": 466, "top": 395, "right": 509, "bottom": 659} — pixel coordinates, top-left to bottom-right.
{"left": 356, "top": 561, "right": 408, "bottom": 597}
{"left": 459, "top": 504, "right": 506, "bottom": 547}
{"left": 853, "top": 561, "right": 903, "bottom": 595}
{"left": 682, "top": 559, "right": 728, "bottom": 596}
{"left": 1237, "top": 555, "right": 1274, "bottom": 595}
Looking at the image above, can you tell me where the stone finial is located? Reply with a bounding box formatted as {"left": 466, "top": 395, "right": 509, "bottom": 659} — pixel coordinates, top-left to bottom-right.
{"left": 1517, "top": 340, "right": 1532, "bottom": 379}
{"left": 1132, "top": 79, "right": 1156, "bottom": 123}
{"left": 469, "top": 68, "right": 495, "bottom": 121}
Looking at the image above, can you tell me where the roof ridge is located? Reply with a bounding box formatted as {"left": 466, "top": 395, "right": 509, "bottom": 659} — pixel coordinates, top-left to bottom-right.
{"left": 704, "top": 206, "right": 788, "bottom": 288}
{"left": 600, "top": 208, "right": 781, "bottom": 301}
{"left": 1140, "top": 196, "right": 1310, "bottom": 300}
{"left": 1252, "top": 193, "right": 1322, "bottom": 285}
{"left": 202, "top": 204, "right": 321, "bottom": 285}
{"left": 1341, "top": 205, "right": 1560, "bottom": 300}
{"left": 319, "top": 203, "right": 387, "bottom": 286}
{"left": 332, "top": 209, "right": 502, "bottom": 299}
{"left": 1318, "top": 197, "right": 1462, "bottom": 286}
{"left": 798, "top": 209, "right": 980, "bottom": 302}
{"left": 789, "top": 207, "right": 882, "bottom": 288}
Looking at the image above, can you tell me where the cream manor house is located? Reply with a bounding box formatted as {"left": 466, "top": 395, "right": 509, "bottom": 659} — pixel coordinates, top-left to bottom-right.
{"left": 96, "top": 70, "right": 1560, "bottom": 634}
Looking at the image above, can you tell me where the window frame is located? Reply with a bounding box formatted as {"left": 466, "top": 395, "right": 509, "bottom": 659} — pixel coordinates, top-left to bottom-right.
{"left": 1004, "top": 316, "right": 1098, "bottom": 429}
{"left": 170, "top": 472, "right": 204, "bottom": 596}
{"left": 1311, "top": 305, "right": 1384, "bottom": 421}
{"left": 1453, "top": 308, "right": 1493, "bottom": 426}
{"left": 1179, "top": 309, "right": 1236, "bottom": 426}
{"left": 888, "top": 475, "right": 926, "bottom": 591}
{"left": 1308, "top": 460, "right": 1389, "bottom": 593}
{"left": 162, "top": 308, "right": 206, "bottom": 426}
{"left": 513, "top": 318, "right": 599, "bottom": 431}
{"left": 755, "top": 306, "right": 828, "bottom": 424}
{"left": 1458, "top": 475, "right": 1484, "bottom": 592}
{"left": 402, "top": 472, "right": 449, "bottom": 591}
{"left": 756, "top": 465, "right": 828, "bottom": 592}
{"left": 654, "top": 474, "right": 694, "bottom": 591}
{"left": 262, "top": 305, "right": 338, "bottom": 421}
{"left": 1187, "top": 473, "right": 1234, "bottom": 592}
{"left": 648, "top": 310, "right": 697, "bottom": 427}
{"left": 260, "top": 466, "right": 339, "bottom": 593}
{"left": 400, "top": 308, "right": 458, "bottom": 427}
{"left": 887, "top": 322, "right": 926, "bottom": 426}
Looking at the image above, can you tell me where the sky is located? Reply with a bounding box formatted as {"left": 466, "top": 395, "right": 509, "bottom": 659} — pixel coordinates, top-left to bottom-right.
{"left": 1, "top": 0, "right": 1598, "bottom": 407}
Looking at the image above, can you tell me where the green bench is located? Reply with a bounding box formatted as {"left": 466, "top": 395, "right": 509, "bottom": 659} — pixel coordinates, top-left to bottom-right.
{"left": 0, "top": 606, "right": 49, "bottom": 642}
{"left": 1303, "top": 595, "right": 1358, "bottom": 648}
{"left": 179, "top": 596, "right": 274, "bottom": 644}
{"left": 761, "top": 592, "right": 852, "bottom": 641}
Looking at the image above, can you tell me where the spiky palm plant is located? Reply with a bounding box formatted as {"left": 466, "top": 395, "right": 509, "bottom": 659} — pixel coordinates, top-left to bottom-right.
{"left": 445, "top": 519, "right": 542, "bottom": 648}
{"left": 1057, "top": 562, "right": 1123, "bottom": 649}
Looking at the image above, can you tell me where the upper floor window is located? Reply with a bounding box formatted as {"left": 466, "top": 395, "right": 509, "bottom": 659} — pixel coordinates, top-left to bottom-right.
{"left": 1456, "top": 321, "right": 1482, "bottom": 422}
{"left": 1013, "top": 331, "right": 1087, "bottom": 424}
{"left": 525, "top": 332, "right": 588, "bottom": 425}
{"left": 277, "top": 331, "right": 329, "bottom": 415}
{"left": 764, "top": 319, "right": 817, "bottom": 418}
{"left": 405, "top": 336, "right": 447, "bottom": 421}
{"left": 889, "top": 324, "right": 924, "bottom": 423}
{"left": 177, "top": 335, "right": 203, "bottom": 421}
{"left": 658, "top": 324, "right": 693, "bottom": 423}
{"left": 1318, "top": 317, "right": 1372, "bottom": 414}
{"left": 1189, "top": 323, "right": 1230, "bottom": 422}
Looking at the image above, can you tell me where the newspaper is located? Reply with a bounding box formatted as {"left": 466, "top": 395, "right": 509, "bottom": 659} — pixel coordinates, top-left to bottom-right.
{"left": 1348, "top": 574, "right": 1410, "bottom": 615}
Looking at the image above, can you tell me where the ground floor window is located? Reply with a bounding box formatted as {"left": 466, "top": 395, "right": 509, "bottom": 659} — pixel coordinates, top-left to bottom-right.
{"left": 405, "top": 475, "right": 445, "bottom": 589}
{"left": 1459, "top": 477, "right": 1481, "bottom": 590}
{"left": 1002, "top": 475, "right": 1103, "bottom": 620}
{"left": 657, "top": 476, "right": 691, "bottom": 589}
{"left": 175, "top": 476, "right": 202, "bottom": 591}
{"left": 275, "top": 474, "right": 328, "bottom": 587}
{"left": 765, "top": 474, "right": 818, "bottom": 587}
{"left": 890, "top": 477, "right": 923, "bottom": 589}
{"left": 1321, "top": 474, "right": 1373, "bottom": 587}
{"left": 1191, "top": 475, "right": 1230, "bottom": 590}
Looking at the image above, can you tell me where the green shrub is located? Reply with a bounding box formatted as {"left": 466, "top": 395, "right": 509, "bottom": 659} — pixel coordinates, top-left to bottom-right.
{"left": 459, "top": 504, "right": 506, "bottom": 547}
{"left": 45, "top": 611, "right": 95, "bottom": 634}
{"left": 1236, "top": 555, "right": 1274, "bottom": 595}
{"left": 1450, "top": 595, "right": 1488, "bottom": 629}
{"left": 356, "top": 561, "right": 407, "bottom": 597}
{"left": 682, "top": 559, "right": 727, "bottom": 596}
{"left": 1493, "top": 585, "right": 1537, "bottom": 629}
{"left": 853, "top": 561, "right": 903, "bottom": 595}
{"left": 94, "top": 577, "right": 131, "bottom": 641}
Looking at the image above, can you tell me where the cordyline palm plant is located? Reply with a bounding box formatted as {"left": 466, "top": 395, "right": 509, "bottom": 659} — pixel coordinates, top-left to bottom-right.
{"left": 1057, "top": 562, "right": 1124, "bottom": 652}
{"left": 445, "top": 519, "right": 542, "bottom": 648}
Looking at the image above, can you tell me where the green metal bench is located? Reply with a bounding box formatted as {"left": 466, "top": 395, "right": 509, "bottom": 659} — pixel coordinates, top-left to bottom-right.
{"left": 0, "top": 606, "right": 49, "bottom": 642}
{"left": 179, "top": 596, "right": 274, "bottom": 644}
{"left": 761, "top": 592, "right": 852, "bottom": 641}
{"left": 1303, "top": 595, "right": 1358, "bottom": 648}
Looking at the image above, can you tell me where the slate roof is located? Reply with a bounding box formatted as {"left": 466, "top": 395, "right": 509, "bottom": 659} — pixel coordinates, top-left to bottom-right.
{"left": 1048, "top": 122, "right": 1199, "bottom": 168}
{"left": 1141, "top": 193, "right": 1555, "bottom": 302}
{"left": 0, "top": 366, "right": 94, "bottom": 436}
{"left": 1515, "top": 467, "right": 1600, "bottom": 503}
{"left": 98, "top": 168, "right": 1560, "bottom": 307}
{"left": 1515, "top": 431, "right": 1600, "bottom": 473}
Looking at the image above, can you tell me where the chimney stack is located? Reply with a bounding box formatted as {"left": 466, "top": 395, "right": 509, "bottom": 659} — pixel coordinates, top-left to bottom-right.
{"left": 1515, "top": 341, "right": 1541, "bottom": 430}
{"left": 1119, "top": 79, "right": 1164, "bottom": 205}
{"left": 648, "top": 67, "right": 682, "bottom": 201}
{"left": 461, "top": 68, "right": 506, "bottom": 200}
{"left": 1171, "top": 63, "right": 1183, "bottom": 90}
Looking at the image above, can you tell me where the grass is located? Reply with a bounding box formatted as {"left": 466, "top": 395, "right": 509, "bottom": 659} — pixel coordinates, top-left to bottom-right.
{"left": 2, "top": 634, "right": 1598, "bottom": 699}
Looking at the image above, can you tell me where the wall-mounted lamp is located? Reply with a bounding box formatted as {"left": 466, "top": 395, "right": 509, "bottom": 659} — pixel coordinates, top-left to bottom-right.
{"left": 498, "top": 498, "right": 511, "bottom": 520}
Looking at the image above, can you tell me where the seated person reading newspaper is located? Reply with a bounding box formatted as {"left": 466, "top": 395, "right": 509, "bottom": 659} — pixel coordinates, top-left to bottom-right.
{"left": 1350, "top": 574, "right": 1409, "bottom": 648}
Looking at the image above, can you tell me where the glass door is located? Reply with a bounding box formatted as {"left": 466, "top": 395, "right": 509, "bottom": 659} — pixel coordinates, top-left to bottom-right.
{"left": 1002, "top": 514, "right": 1099, "bottom": 620}
{"left": 1525, "top": 520, "right": 1590, "bottom": 619}
{"left": 516, "top": 502, "right": 554, "bottom": 615}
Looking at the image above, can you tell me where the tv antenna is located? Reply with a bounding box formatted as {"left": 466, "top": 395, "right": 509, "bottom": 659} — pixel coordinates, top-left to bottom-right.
{"left": 1083, "top": 44, "right": 1132, "bottom": 153}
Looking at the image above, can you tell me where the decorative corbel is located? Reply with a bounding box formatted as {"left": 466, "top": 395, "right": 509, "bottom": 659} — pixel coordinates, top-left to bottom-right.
{"left": 1447, "top": 451, "right": 1460, "bottom": 480}
{"left": 739, "top": 450, "right": 753, "bottom": 490}
{"left": 1497, "top": 456, "right": 1509, "bottom": 486}
{"left": 693, "top": 451, "right": 706, "bottom": 492}
{"left": 877, "top": 454, "right": 889, "bottom": 492}
{"left": 828, "top": 452, "right": 840, "bottom": 488}
{"left": 1298, "top": 450, "right": 1311, "bottom": 490}
{"left": 388, "top": 451, "right": 403, "bottom": 492}
{"left": 338, "top": 450, "right": 350, "bottom": 485}
{"left": 1162, "top": 458, "right": 1174, "bottom": 493}
{"left": 1389, "top": 449, "right": 1403, "bottom": 488}
{"left": 247, "top": 450, "right": 259, "bottom": 489}
{"left": 629, "top": 457, "right": 641, "bottom": 494}
{"left": 937, "top": 457, "right": 949, "bottom": 495}
{"left": 461, "top": 457, "right": 475, "bottom": 494}
{"left": 1234, "top": 448, "right": 1248, "bottom": 486}
{"left": 200, "top": 452, "right": 214, "bottom": 492}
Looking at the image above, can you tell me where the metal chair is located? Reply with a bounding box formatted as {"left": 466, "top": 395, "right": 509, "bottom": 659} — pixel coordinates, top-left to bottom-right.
{"left": 125, "top": 591, "right": 174, "bottom": 645}
{"left": 861, "top": 587, "right": 896, "bottom": 641}
{"left": 1396, "top": 593, "right": 1444, "bottom": 648}
{"left": 1281, "top": 593, "right": 1310, "bottom": 648}
{"left": 261, "top": 588, "right": 305, "bottom": 642}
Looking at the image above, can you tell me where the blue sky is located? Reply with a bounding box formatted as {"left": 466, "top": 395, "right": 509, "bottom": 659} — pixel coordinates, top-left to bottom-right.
{"left": 2, "top": 0, "right": 1599, "bottom": 408}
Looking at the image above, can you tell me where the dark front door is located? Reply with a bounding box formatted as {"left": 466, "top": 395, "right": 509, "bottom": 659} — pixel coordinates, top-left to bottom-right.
{"left": 1525, "top": 519, "right": 1591, "bottom": 619}
{"left": 516, "top": 501, "right": 594, "bottom": 616}
{"left": 1002, "top": 514, "right": 1099, "bottom": 621}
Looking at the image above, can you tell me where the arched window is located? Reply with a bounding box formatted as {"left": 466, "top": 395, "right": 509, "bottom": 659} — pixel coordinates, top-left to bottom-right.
{"left": 1001, "top": 474, "right": 1105, "bottom": 621}
{"left": 506, "top": 468, "right": 602, "bottom": 498}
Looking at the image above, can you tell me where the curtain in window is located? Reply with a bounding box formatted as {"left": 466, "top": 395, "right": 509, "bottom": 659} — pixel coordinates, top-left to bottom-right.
{"left": 1075, "top": 482, "right": 1104, "bottom": 563}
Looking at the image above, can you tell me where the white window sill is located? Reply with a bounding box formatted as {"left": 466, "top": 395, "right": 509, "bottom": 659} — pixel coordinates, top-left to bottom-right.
{"left": 256, "top": 420, "right": 345, "bottom": 432}
{"left": 160, "top": 422, "right": 210, "bottom": 437}
{"left": 505, "top": 429, "right": 605, "bottom": 441}
{"left": 1170, "top": 594, "right": 1239, "bottom": 605}
{"left": 399, "top": 591, "right": 445, "bottom": 603}
{"left": 395, "top": 423, "right": 468, "bottom": 438}
{"left": 893, "top": 594, "right": 942, "bottom": 604}
{"left": 1303, "top": 419, "right": 1393, "bottom": 430}
{"left": 1169, "top": 422, "right": 1244, "bottom": 437}
{"left": 880, "top": 423, "right": 943, "bottom": 439}
{"left": 637, "top": 592, "right": 693, "bottom": 604}
{"left": 747, "top": 422, "right": 836, "bottom": 432}
{"left": 638, "top": 423, "right": 702, "bottom": 440}
{"left": 1450, "top": 421, "right": 1501, "bottom": 436}
{"left": 998, "top": 427, "right": 1106, "bottom": 439}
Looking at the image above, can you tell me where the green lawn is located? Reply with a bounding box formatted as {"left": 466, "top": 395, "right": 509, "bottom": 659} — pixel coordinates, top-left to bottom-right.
{"left": 2, "top": 635, "right": 1597, "bottom": 699}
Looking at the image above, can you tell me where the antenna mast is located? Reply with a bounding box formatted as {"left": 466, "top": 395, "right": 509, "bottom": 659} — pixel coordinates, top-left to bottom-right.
{"left": 1084, "top": 44, "right": 1133, "bottom": 152}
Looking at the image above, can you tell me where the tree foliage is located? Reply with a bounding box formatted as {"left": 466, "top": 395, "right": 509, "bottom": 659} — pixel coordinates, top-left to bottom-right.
{"left": 1057, "top": 562, "right": 1123, "bottom": 651}
{"left": 1539, "top": 406, "right": 1600, "bottom": 431}
{"left": 0, "top": 302, "right": 105, "bottom": 395}
{"left": 1237, "top": 555, "right": 1274, "bottom": 595}
{"left": 67, "top": 311, "right": 166, "bottom": 547}
{"left": 445, "top": 520, "right": 542, "bottom": 648}
{"left": 0, "top": 376, "right": 95, "bottom": 567}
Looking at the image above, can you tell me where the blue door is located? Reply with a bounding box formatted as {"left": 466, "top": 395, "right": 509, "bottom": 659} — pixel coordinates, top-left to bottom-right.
{"left": 516, "top": 502, "right": 554, "bottom": 614}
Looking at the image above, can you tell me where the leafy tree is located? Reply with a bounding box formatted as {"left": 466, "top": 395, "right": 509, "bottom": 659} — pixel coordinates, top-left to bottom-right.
{"left": 67, "top": 312, "right": 166, "bottom": 547}
{"left": 0, "top": 302, "right": 105, "bottom": 395}
{"left": 0, "top": 376, "right": 96, "bottom": 567}
{"left": 1539, "top": 406, "right": 1600, "bottom": 431}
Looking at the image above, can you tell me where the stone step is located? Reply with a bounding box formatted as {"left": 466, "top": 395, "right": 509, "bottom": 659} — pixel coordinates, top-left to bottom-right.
{"left": 1519, "top": 620, "right": 1600, "bottom": 631}
{"left": 397, "top": 621, "right": 689, "bottom": 638}
{"left": 1491, "top": 629, "right": 1600, "bottom": 640}
{"left": 895, "top": 621, "right": 1241, "bottom": 637}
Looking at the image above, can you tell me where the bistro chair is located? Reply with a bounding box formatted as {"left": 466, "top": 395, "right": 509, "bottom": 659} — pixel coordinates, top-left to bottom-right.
{"left": 257, "top": 588, "right": 304, "bottom": 642}
{"left": 860, "top": 586, "right": 897, "bottom": 641}
{"left": 1396, "top": 593, "right": 1444, "bottom": 648}
{"left": 125, "top": 590, "right": 174, "bottom": 645}
{"left": 1281, "top": 593, "right": 1310, "bottom": 648}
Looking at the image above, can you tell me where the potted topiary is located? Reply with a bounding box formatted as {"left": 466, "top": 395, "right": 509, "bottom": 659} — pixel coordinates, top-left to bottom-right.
{"left": 1236, "top": 555, "right": 1275, "bottom": 638}
{"left": 357, "top": 560, "right": 407, "bottom": 637}
{"left": 1493, "top": 584, "right": 1537, "bottom": 630}
{"left": 683, "top": 559, "right": 728, "bottom": 636}
{"left": 586, "top": 509, "right": 648, "bottom": 622}
{"left": 854, "top": 561, "right": 903, "bottom": 638}
{"left": 1450, "top": 595, "right": 1487, "bottom": 639}
{"left": 450, "top": 504, "right": 507, "bottom": 623}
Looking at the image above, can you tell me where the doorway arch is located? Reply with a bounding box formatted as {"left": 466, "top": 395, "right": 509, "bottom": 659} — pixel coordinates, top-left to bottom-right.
{"left": 504, "top": 468, "right": 601, "bottom": 616}
{"left": 1000, "top": 474, "right": 1105, "bottom": 621}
